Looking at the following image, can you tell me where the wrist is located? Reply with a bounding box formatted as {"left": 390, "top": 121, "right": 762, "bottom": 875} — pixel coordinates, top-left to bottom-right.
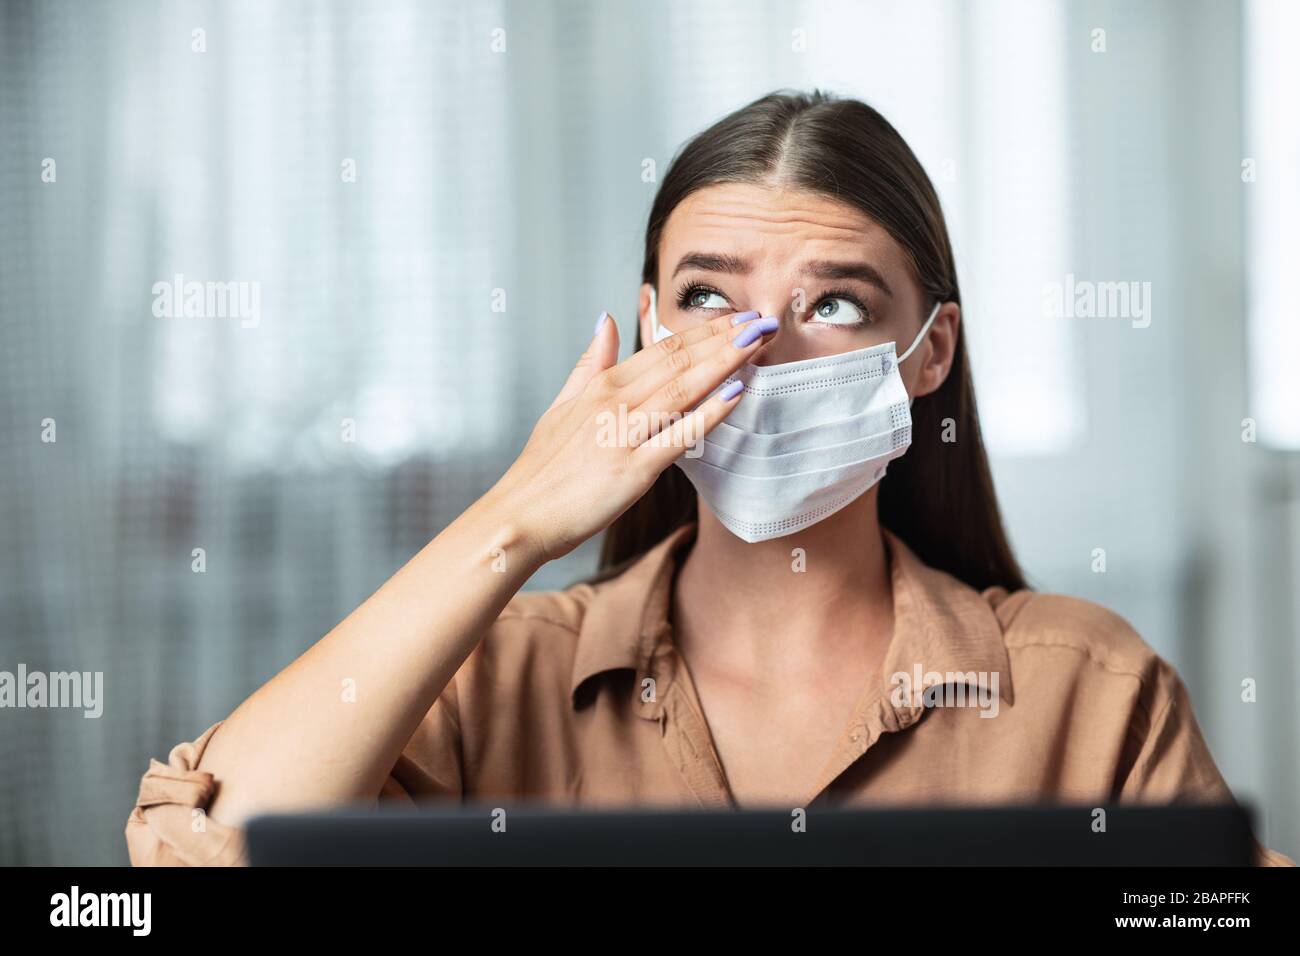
{"left": 461, "top": 486, "right": 550, "bottom": 580}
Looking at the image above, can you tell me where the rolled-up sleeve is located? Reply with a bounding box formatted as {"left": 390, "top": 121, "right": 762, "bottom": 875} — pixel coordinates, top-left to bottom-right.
{"left": 125, "top": 722, "right": 246, "bottom": 866}
{"left": 126, "top": 679, "right": 466, "bottom": 866}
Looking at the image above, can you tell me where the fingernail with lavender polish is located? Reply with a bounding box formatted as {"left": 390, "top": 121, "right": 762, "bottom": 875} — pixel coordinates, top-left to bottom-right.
{"left": 732, "top": 315, "right": 779, "bottom": 347}
{"left": 720, "top": 380, "right": 744, "bottom": 401}
{"left": 730, "top": 310, "right": 761, "bottom": 326}
{"left": 593, "top": 311, "right": 609, "bottom": 336}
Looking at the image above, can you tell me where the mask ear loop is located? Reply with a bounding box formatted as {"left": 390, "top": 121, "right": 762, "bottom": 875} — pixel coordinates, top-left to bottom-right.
{"left": 898, "top": 301, "right": 942, "bottom": 408}
{"left": 898, "top": 300, "right": 941, "bottom": 364}
{"left": 647, "top": 286, "right": 670, "bottom": 343}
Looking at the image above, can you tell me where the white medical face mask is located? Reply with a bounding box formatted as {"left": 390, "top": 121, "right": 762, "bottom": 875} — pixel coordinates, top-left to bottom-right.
{"left": 648, "top": 287, "right": 939, "bottom": 542}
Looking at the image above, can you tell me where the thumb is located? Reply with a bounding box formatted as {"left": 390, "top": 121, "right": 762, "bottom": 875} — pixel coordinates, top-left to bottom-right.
{"left": 549, "top": 311, "right": 621, "bottom": 410}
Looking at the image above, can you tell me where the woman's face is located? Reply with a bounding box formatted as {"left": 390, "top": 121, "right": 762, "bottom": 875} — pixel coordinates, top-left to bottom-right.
{"left": 640, "top": 181, "right": 958, "bottom": 400}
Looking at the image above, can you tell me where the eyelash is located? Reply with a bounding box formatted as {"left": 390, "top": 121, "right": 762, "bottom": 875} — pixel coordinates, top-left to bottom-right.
{"left": 814, "top": 287, "right": 873, "bottom": 326}
{"left": 675, "top": 281, "right": 728, "bottom": 311}
{"left": 674, "top": 282, "right": 873, "bottom": 325}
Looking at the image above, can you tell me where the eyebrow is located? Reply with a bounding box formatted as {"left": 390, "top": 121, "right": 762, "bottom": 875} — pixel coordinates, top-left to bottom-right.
{"left": 802, "top": 259, "right": 894, "bottom": 297}
{"left": 671, "top": 252, "right": 752, "bottom": 278}
{"left": 670, "top": 252, "right": 893, "bottom": 298}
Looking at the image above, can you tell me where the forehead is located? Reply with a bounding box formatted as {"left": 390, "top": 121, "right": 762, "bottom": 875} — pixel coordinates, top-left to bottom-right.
{"left": 658, "top": 181, "right": 909, "bottom": 279}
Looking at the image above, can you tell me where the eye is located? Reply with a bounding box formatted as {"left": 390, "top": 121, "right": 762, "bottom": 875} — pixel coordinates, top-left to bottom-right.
{"left": 809, "top": 294, "right": 869, "bottom": 326}
{"left": 678, "top": 284, "right": 731, "bottom": 311}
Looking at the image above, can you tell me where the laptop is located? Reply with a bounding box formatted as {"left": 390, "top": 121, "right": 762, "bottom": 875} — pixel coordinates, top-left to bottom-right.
{"left": 245, "top": 802, "right": 1254, "bottom": 866}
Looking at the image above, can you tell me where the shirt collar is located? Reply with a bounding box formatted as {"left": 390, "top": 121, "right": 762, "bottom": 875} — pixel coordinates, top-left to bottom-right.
{"left": 571, "top": 523, "right": 694, "bottom": 703}
{"left": 570, "top": 522, "right": 1014, "bottom": 708}
{"left": 879, "top": 527, "right": 1015, "bottom": 708}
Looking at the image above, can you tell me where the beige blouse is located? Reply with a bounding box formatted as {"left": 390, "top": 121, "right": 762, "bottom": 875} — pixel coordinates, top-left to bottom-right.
{"left": 126, "top": 523, "right": 1294, "bottom": 866}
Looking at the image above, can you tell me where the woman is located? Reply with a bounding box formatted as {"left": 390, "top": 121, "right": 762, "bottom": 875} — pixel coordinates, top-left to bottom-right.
{"left": 126, "top": 90, "right": 1291, "bottom": 866}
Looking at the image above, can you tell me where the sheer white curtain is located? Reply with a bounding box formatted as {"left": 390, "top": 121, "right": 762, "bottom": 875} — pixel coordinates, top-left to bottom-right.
{"left": 145, "top": 1, "right": 513, "bottom": 464}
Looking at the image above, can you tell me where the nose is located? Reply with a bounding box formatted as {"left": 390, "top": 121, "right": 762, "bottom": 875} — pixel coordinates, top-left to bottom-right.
{"left": 746, "top": 309, "right": 833, "bottom": 366}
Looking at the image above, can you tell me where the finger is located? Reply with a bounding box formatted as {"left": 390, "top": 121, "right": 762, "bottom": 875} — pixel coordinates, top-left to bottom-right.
{"left": 635, "top": 378, "right": 746, "bottom": 471}
{"left": 601, "top": 308, "right": 762, "bottom": 391}
{"left": 549, "top": 311, "right": 621, "bottom": 411}
{"left": 629, "top": 315, "right": 779, "bottom": 431}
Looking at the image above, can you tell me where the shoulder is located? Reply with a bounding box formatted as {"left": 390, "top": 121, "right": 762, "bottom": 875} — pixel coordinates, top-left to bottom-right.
{"left": 984, "top": 591, "right": 1214, "bottom": 775}
{"left": 470, "top": 584, "right": 596, "bottom": 670}
{"left": 987, "top": 588, "right": 1183, "bottom": 700}
{"left": 494, "top": 585, "right": 593, "bottom": 638}
{"left": 456, "top": 580, "right": 603, "bottom": 690}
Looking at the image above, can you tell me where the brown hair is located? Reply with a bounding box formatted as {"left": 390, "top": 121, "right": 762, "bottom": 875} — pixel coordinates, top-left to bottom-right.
{"left": 596, "top": 90, "right": 1028, "bottom": 593}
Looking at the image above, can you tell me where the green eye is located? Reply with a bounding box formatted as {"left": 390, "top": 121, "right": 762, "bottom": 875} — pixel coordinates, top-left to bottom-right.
{"left": 688, "top": 288, "right": 728, "bottom": 309}
{"left": 812, "top": 297, "right": 867, "bottom": 326}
